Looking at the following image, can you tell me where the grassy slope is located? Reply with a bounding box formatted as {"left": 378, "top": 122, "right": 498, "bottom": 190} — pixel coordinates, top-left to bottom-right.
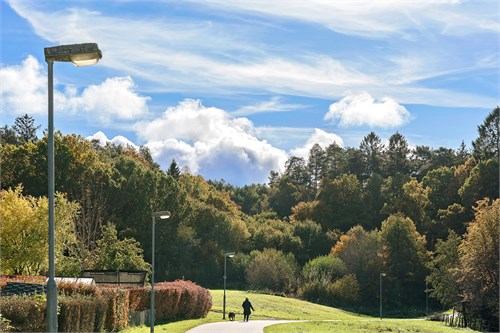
{"left": 121, "top": 290, "right": 475, "bottom": 333}
{"left": 265, "top": 320, "right": 478, "bottom": 333}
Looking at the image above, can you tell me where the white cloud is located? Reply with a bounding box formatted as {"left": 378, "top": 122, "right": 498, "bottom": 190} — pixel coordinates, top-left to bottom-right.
{"left": 66, "top": 76, "right": 150, "bottom": 123}
{"left": 325, "top": 92, "right": 413, "bottom": 128}
{"left": 0, "top": 56, "right": 47, "bottom": 115}
{"left": 233, "top": 96, "right": 304, "bottom": 116}
{"left": 290, "top": 128, "right": 343, "bottom": 160}
{"left": 87, "top": 131, "right": 138, "bottom": 148}
{"left": 0, "top": 56, "right": 149, "bottom": 123}
{"left": 137, "top": 99, "right": 288, "bottom": 185}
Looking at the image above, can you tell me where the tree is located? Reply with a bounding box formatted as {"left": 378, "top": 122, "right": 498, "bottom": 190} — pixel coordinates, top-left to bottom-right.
{"left": 331, "top": 225, "right": 382, "bottom": 304}
{"left": 0, "top": 125, "right": 17, "bottom": 145}
{"left": 459, "top": 158, "right": 499, "bottom": 214}
{"left": 13, "top": 114, "right": 40, "bottom": 143}
{"left": 323, "top": 142, "right": 345, "bottom": 180}
{"left": 268, "top": 176, "right": 303, "bottom": 218}
{"left": 307, "top": 143, "right": 326, "bottom": 197}
{"left": 385, "top": 132, "right": 410, "bottom": 175}
{"left": 90, "top": 223, "right": 151, "bottom": 271}
{"left": 315, "top": 174, "right": 365, "bottom": 231}
{"left": 0, "top": 186, "right": 79, "bottom": 275}
{"left": 360, "top": 131, "right": 384, "bottom": 177}
{"left": 379, "top": 214, "right": 429, "bottom": 307}
{"left": 427, "top": 230, "right": 461, "bottom": 308}
{"left": 167, "top": 159, "right": 181, "bottom": 179}
{"left": 456, "top": 198, "right": 499, "bottom": 328}
{"left": 246, "top": 248, "right": 299, "bottom": 293}
{"left": 472, "top": 107, "right": 499, "bottom": 161}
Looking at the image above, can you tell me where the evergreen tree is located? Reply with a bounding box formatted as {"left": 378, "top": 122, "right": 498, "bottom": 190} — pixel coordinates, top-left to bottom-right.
{"left": 385, "top": 132, "right": 410, "bottom": 175}
{"left": 360, "top": 131, "right": 384, "bottom": 177}
{"left": 167, "top": 159, "right": 181, "bottom": 179}
{"left": 13, "top": 114, "right": 40, "bottom": 143}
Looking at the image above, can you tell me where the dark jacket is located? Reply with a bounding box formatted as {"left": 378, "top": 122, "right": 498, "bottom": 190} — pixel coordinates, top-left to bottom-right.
{"left": 242, "top": 299, "right": 255, "bottom": 315}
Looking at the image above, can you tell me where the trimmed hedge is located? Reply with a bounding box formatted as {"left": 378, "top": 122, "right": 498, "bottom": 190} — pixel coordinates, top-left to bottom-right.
{"left": 129, "top": 280, "right": 212, "bottom": 321}
{"left": 0, "top": 295, "right": 46, "bottom": 332}
{"left": 0, "top": 278, "right": 211, "bottom": 331}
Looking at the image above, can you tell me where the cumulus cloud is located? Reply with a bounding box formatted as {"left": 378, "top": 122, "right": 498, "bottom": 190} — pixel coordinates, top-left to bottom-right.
{"left": 324, "top": 92, "right": 413, "bottom": 128}
{"left": 136, "top": 99, "right": 288, "bottom": 185}
{"left": 290, "top": 128, "right": 343, "bottom": 160}
{"left": 87, "top": 131, "right": 138, "bottom": 148}
{"left": 0, "top": 56, "right": 47, "bottom": 115}
{"left": 0, "top": 56, "right": 149, "bottom": 123}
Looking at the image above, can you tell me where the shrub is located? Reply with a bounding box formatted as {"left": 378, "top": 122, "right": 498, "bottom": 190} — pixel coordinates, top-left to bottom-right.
{"left": 0, "top": 275, "right": 46, "bottom": 289}
{"left": 328, "top": 274, "right": 360, "bottom": 307}
{"left": 0, "top": 295, "right": 45, "bottom": 332}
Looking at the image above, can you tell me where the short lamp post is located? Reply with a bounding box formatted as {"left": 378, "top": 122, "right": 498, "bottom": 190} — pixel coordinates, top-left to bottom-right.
{"left": 425, "top": 280, "right": 429, "bottom": 316}
{"left": 44, "top": 43, "right": 102, "bottom": 333}
{"left": 150, "top": 211, "right": 171, "bottom": 333}
{"left": 380, "top": 273, "right": 387, "bottom": 320}
{"left": 223, "top": 252, "right": 235, "bottom": 319}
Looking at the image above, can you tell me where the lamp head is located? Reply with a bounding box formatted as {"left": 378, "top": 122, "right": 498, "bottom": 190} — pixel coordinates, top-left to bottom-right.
{"left": 44, "top": 43, "right": 102, "bottom": 66}
{"left": 152, "top": 211, "right": 171, "bottom": 219}
{"left": 381, "top": 273, "right": 387, "bottom": 277}
{"left": 225, "top": 252, "right": 235, "bottom": 258}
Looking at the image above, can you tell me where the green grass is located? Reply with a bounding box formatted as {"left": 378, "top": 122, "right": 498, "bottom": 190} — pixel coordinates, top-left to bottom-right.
{"left": 121, "top": 290, "right": 476, "bottom": 333}
{"left": 265, "top": 320, "right": 477, "bottom": 333}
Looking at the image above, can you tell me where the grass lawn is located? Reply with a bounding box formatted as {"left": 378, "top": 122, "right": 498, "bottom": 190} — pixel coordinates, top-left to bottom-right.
{"left": 121, "top": 290, "right": 476, "bottom": 333}
{"left": 265, "top": 320, "right": 478, "bottom": 333}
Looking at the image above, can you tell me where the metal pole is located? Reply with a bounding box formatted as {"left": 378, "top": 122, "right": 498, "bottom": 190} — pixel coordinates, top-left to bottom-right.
{"left": 46, "top": 59, "right": 58, "bottom": 333}
{"left": 150, "top": 216, "right": 155, "bottom": 333}
{"left": 379, "top": 273, "right": 383, "bottom": 320}
{"left": 425, "top": 280, "right": 429, "bottom": 316}
{"left": 223, "top": 254, "right": 227, "bottom": 319}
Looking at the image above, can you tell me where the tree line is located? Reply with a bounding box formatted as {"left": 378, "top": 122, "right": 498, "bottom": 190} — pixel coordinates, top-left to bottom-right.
{"left": 1, "top": 107, "right": 498, "bottom": 329}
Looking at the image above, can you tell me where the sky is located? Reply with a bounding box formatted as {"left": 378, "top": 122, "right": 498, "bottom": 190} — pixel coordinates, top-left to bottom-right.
{"left": 1, "top": 0, "right": 499, "bottom": 186}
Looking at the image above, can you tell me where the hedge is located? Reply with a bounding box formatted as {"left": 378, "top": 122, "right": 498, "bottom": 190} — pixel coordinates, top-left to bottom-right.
{"left": 0, "top": 278, "right": 211, "bottom": 331}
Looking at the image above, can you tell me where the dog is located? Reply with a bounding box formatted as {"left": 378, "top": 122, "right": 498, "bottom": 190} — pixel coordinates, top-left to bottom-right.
{"left": 228, "top": 312, "right": 236, "bottom": 321}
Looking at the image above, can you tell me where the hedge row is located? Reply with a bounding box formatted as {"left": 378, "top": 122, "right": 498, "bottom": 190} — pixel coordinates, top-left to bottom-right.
{"left": 0, "top": 279, "right": 211, "bottom": 332}
{"left": 128, "top": 280, "right": 212, "bottom": 320}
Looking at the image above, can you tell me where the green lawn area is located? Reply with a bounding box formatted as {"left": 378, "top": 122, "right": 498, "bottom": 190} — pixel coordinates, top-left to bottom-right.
{"left": 121, "top": 290, "right": 475, "bottom": 333}
{"left": 265, "top": 320, "right": 477, "bottom": 333}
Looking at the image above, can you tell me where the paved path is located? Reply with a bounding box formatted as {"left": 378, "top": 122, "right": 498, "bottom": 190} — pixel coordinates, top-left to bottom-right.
{"left": 185, "top": 320, "right": 303, "bottom": 333}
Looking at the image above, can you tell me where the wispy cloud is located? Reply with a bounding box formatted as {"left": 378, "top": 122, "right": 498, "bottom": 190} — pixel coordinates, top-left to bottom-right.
{"left": 6, "top": 0, "right": 497, "bottom": 108}
{"left": 325, "top": 92, "right": 413, "bottom": 128}
{"left": 233, "top": 96, "right": 305, "bottom": 116}
{"left": 192, "top": 0, "right": 500, "bottom": 37}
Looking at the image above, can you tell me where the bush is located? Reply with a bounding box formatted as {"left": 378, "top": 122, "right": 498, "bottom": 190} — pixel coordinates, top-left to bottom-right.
{"left": 0, "top": 295, "right": 45, "bottom": 332}
{"left": 0, "top": 275, "right": 46, "bottom": 289}
{"left": 329, "top": 274, "right": 360, "bottom": 307}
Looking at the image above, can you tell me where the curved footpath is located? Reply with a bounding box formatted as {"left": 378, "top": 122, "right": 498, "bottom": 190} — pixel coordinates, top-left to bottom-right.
{"left": 185, "top": 320, "right": 304, "bottom": 333}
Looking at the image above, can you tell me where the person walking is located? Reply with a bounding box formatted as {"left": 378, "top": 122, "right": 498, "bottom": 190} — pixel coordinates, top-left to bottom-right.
{"left": 242, "top": 297, "right": 255, "bottom": 322}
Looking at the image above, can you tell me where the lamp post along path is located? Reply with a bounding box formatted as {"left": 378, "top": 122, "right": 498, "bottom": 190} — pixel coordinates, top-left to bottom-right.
{"left": 223, "top": 252, "right": 235, "bottom": 319}
{"left": 44, "top": 42, "right": 101, "bottom": 333}
{"left": 150, "top": 211, "right": 171, "bottom": 333}
{"left": 380, "top": 273, "right": 386, "bottom": 320}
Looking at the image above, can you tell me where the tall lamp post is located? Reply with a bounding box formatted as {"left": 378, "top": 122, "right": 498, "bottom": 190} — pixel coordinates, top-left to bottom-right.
{"left": 380, "top": 273, "right": 386, "bottom": 320}
{"left": 44, "top": 43, "right": 102, "bottom": 332}
{"left": 150, "top": 211, "right": 171, "bottom": 333}
{"left": 223, "top": 252, "right": 235, "bottom": 319}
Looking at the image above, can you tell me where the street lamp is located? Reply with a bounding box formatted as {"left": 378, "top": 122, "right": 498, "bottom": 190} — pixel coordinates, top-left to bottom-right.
{"left": 150, "top": 211, "right": 171, "bottom": 333}
{"left": 44, "top": 43, "right": 102, "bottom": 333}
{"left": 223, "top": 252, "right": 235, "bottom": 319}
{"left": 380, "top": 273, "right": 386, "bottom": 320}
{"left": 425, "top": 280, "right": 429, "bottom": 317}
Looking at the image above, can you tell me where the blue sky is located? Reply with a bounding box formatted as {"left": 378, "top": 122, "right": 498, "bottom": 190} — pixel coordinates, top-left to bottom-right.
{"left": 1, "top": 0, "right": 498, "bottom": 185}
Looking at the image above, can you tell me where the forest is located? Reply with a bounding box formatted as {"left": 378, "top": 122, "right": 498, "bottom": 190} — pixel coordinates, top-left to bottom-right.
{"left": 1, "top": 107, "right": 498, "bottom": 329}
